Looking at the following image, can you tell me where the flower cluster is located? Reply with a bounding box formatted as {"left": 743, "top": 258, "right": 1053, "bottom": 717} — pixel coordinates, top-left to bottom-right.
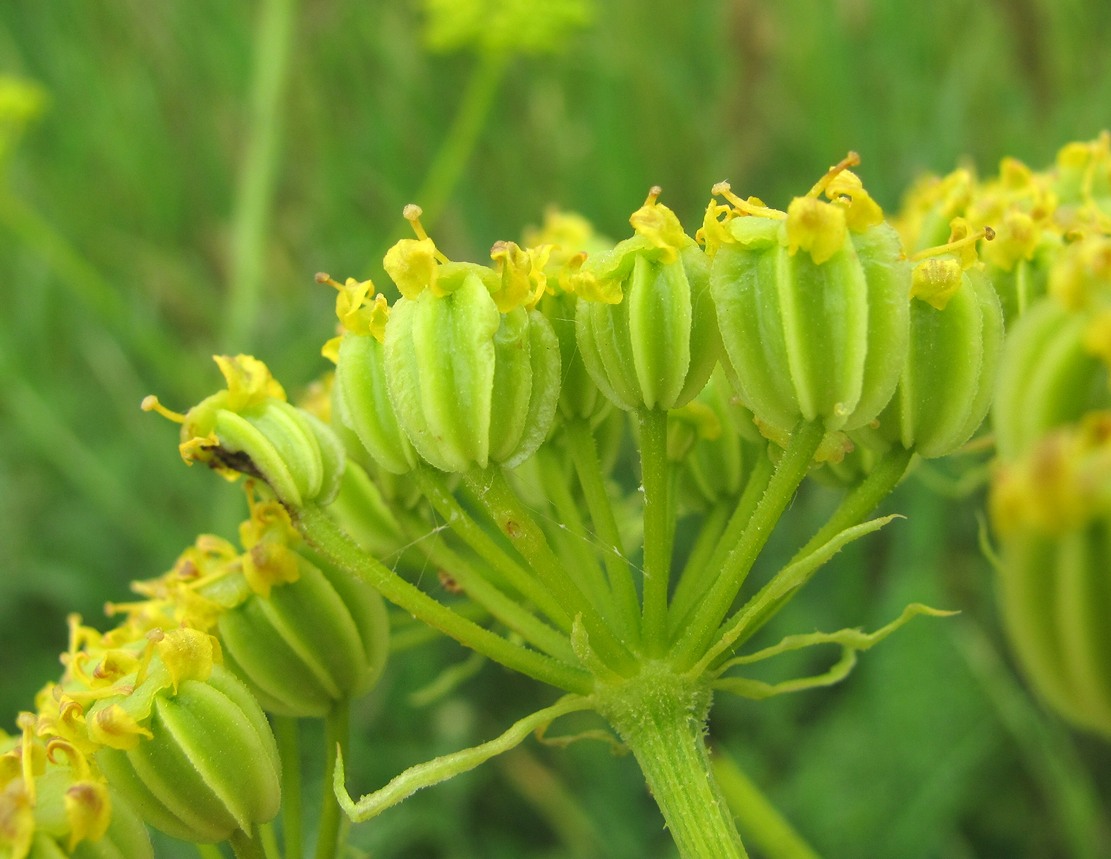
{"left": 11, "top": 137, "right": 1110, "bottom": 859}
{"left": 2, "top": 484, "right": 389, "bottom": 856}
{"left": 975, "top": 135, "right": 1111, "bottom": 737}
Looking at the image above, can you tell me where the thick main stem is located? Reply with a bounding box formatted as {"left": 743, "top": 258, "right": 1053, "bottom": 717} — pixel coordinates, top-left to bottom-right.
{"left": 597, "top": 665, "right": 747, "bottom": 859}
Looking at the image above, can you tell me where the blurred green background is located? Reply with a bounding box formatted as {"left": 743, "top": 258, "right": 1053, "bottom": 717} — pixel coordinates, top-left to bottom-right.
{"left": 3, "top": 1, "right": 1111, "bottom": 856}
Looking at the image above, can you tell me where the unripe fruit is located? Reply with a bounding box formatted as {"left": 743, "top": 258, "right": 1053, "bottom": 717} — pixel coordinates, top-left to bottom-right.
{"left": 857, "top": 227, "right": 1003, "bottom": 459}
{"left": 572, "top": 188, "right": 720, "bottom": 412}
{"left": 707, "top": 157, "right": 909, "bottom": 443}
{"left": 143, "top": 355, "right": 345, "bottom": 507}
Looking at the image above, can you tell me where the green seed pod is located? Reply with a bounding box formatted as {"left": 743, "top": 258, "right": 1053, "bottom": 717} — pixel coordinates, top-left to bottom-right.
{"left": 143, "top": 355, "right": 345, "bottom": 508}
{"left": 120, "top": 493, "right": 390, "bottom": 720}
{"left": 88, "top": 633, "right": 280, "bottom": 845}
{"left": 572, "top": 188, "right": 720, "bottom": 412}
{"left": 334, "top": 333, "right": 418, "bottom": 475}
{"left": 381, "top": 211, "right": 561, "bottom": 473}
{"left": 990, "top": 414, "right": 1111, "bottom": 737}
{"left": 706, "top": 158, "right": 910, "bottom": 443}
{"left": 992, "top": 296, "right": 1110, "bottom": 463}
{"left": 216, "top": 555, "right": 389, "bottom": 718}
{"left": 318, "top": 275, "right": 420, "bottom": 476}
{"left": 856, "top": 249, "right": 1003, "bottom": 459}
{"left": 525, "top": 209, "right": 614, "bottom": 424}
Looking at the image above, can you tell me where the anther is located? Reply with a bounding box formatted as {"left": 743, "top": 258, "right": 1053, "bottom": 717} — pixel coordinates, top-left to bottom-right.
{"left": 402, "top": 204, "right": 430, "bottom": 241}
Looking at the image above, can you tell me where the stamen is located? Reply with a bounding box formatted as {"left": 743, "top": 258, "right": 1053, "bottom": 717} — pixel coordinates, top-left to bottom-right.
{"left": 401, "top": 203, "right": 450, "bottom": 263}
{"left": 643, "top": 185, "right": 663, "bottom": 207}
{"left": 807, "top": 151, "right": 862, "bottom": 198}
{"left": 402, "top": 203, "right": 427, "bottom": 239}
{"left": 315, "top": 271, "right": 343, "bottom": 290}
{"left": 711, "top": 181, "right": 786, "bottom": 220}
{"left": 133, "top": 629, "right": 165, "bottom": 688}
{"left": 141, "top": 395, "right": 186, "bottom": 424}
{"left": 911, "top": 225, "right": 995, "bottom": 261}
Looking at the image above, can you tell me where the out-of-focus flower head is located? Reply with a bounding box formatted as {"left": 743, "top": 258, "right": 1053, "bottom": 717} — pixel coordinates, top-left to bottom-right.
{"left": 421, "top": 0, "right": 593, "bottom": 56}
{"left": 0, "top": 76, "right": 47, "bottom": 169}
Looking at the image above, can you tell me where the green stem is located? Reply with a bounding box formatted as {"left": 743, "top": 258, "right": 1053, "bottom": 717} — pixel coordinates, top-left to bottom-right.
{"left": 465, "top": 465, "right": 638, "bottom": 675}
{"left": 0, "top": 190, "right": 180, "bottom": 383}
{"left": 497, "top": 747, "right": 603, "bottom": 858}
{"left": 259, "top": 822, "right": 282, "bottom": 859}
{"left": 195, "top": 845, "right": 224, "bottom": 859}
{"left": 722, "top": 444, "right": 913, "bottom": 652}
{"left": 221, "top": 0, "right": 296, "bottom": 351}
{"left": 296, "top": 504, "right": 593, "bottom": 693}
{"left": 411, "top": 527, "right": 578, "bottom": 662}
{"left": 668, "top": 452, "right": 773, "bottom": 632}
{"left": 670, "top": 501, "right": 730, "bottom": 617}
{"left": 229, "top": 826, "right": 267, "bottom": 859}
{"left": 597, "top": 666, "right": 747, "bottom": 859}
{"left": 639, "top": 408, "right": 672, "bottom": 655}
{"left": 671, "top": 421, "right": 825, "bottom": 668}
{"left": 0, "top": 339, "right": 171, "bottom": 555}
{"left": 368, "top": 51, "right": 509, "bottom": 272}
{"left": 275, "top": 716, "right": 303, "bottom": 859}
{"left": 314, "top": 702, "right": 350, "bottom": 859}
{"left": 416, "top": 466, "right": 573, "bottom": 631}
{"left": 388, "top": 601, "right": 489, "bottom": 653}
{"left": 565, "top": 419, "right": 641, "bottom": 644}
{"left": 535, "top": 447, "right": 616, "bottom": 625}
{"left": 712, "top": 748, "right": 819, "bottom": 859}
{"left": 414, "top": 51, "right": 509, "bottom": 228}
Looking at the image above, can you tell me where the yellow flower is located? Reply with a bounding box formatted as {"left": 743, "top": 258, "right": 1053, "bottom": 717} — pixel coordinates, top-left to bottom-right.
{"left": 990, "top": 412, "right": 1111, "bottom": 535}
{"left": 316, "top": 273, "right": 391, "bottom": 357}
{"left": 628, "top": 186, "right": 687, "bottom": 264}
{"left": 559, "top": 251, "right": 624, "bottom": 304}
{"left": 785, "top": 196, "right": 847, "bottom": 264}
{"left": 156, "top": 628, "right": 218, "bottom": 695}
{"left": 489, "top": 240, "right": 551, "bottom": 312}
{"left": 909, "top": 258, "right": 964, "bottom": 311}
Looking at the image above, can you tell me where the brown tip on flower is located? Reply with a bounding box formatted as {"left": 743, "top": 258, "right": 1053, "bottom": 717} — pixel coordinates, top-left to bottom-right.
{"left": 401, "top": 203, "right": 432, "bottom": 242}
{"left": 315, "top": 272, "right": 344, "bottom": 291}
{"left": 644, "top": 185, "right": 663, "bottom": 206}
{"left": 711, "top": 181, "right": 731, "bottom": 196}
{"left": 983, "top": 225, "right": 996, "bottom": 241}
